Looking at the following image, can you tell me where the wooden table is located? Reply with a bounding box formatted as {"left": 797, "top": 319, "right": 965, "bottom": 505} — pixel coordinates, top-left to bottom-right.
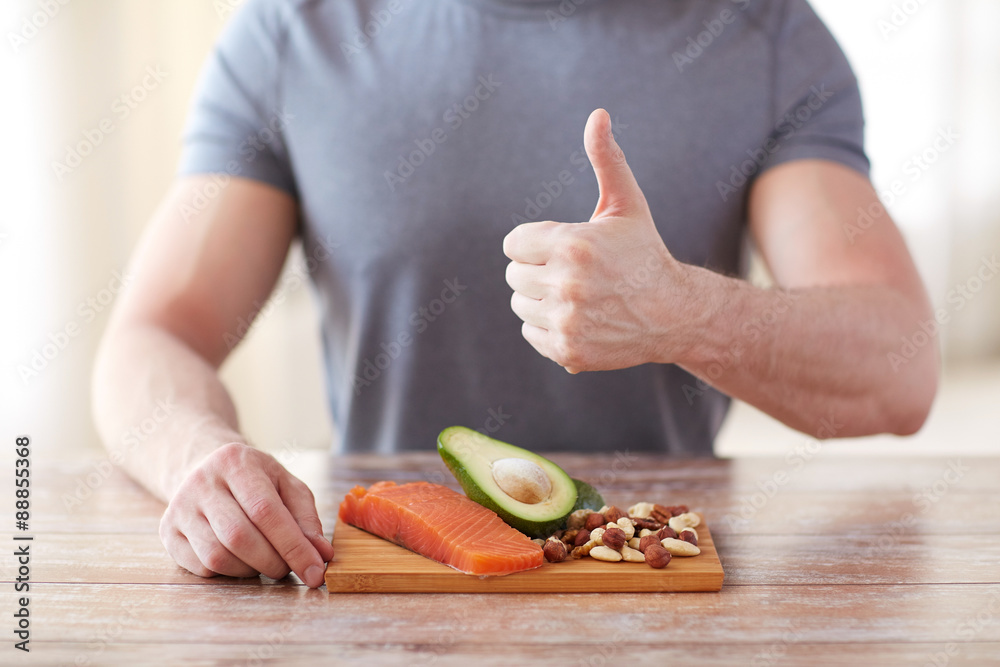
{"left": 4, "top": 450, "right": 999, "bottom": 665}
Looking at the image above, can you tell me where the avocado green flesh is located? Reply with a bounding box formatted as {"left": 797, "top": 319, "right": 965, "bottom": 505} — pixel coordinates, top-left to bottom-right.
{"left": 437, "top": 426, "right": 581, "bottom": 539}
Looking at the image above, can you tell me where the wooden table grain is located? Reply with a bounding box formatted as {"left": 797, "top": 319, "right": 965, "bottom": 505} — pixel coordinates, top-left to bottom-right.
{"left": 3, "top": 450, "right": 999, "bottom": 665}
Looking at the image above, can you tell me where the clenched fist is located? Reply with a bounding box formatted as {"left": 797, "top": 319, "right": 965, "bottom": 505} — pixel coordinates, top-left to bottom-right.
{"left": 503, "top": 108, "right": 698, "bottom": 373}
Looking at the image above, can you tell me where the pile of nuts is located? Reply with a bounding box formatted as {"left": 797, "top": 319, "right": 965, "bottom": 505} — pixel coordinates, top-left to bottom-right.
{"left": 535, "top": 502, "right": 701, "bottom": 569}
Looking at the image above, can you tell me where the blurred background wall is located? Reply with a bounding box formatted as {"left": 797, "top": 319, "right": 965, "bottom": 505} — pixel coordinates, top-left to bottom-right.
{"left": 1, "top": 0, "right": 997, "bottom": 460}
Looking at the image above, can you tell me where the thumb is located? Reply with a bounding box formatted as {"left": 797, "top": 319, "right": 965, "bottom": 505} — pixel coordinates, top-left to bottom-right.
{"left": 584, "top": 108, "right": 648, "bottom": 220}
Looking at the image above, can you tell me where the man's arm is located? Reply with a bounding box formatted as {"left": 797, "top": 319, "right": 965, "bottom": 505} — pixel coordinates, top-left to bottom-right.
{"left": 92, "top": 176, "right": 334, "bottom": 587}
{"left": 504, "top": 109, "right": 938, "bottom": 438}
{"left": 676, "top": 158, "right": 938, "bottom": 437}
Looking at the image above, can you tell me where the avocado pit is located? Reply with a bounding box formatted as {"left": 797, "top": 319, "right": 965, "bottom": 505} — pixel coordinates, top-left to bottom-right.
{"left": 491, "top": 457, "right": 552, "bottom": 504}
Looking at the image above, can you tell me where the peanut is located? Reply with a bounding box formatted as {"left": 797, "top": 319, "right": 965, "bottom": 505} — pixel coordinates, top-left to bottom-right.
{"left": 660, "top": 537, "right": 700, "bottom": 557}
{"left": 589, "top": 545, "right": 623, "bottom": 562}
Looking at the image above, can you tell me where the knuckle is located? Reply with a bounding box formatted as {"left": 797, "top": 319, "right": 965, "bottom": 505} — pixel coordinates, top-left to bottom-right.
{"left": 553, "top": 334, "right": 580, "bottom": 369}
{"left": 279, "top": 539, "right": 312, "bottom": 567}
{"left": 553, "top": 309, "right": 579, "bottom": 339}
{"left": 556, "top": 279, "right": 586, "bottom": 305}
{"left": 611, "top": 145, "right": 627, "bottom": 166}
{"left": 285, "top": 473, "right": 312, "bottom": 495}
{"left": 559, "top": 238, "right": 595, "bottom": 267}
{"left": 213, "top": 442, "right": 246, "bottom": 468}
{"left": 244, "top": 496, "right": 279, "bottom": 528}
{"left": 218, "top": 520, "right": 250, "bottom": 551}
{"left": 202, "top": 547, "right": 234, "bottom": 574}
{"left": 299, "top": 485, "right": 317, "bottom": 504}
{"left": 282, "top": 473, "right": 316, "bottom": 504}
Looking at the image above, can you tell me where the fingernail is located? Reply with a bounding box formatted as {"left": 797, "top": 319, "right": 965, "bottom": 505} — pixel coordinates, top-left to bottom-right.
{"left": 305, "top": 564, "right": 323, "bottom": 588}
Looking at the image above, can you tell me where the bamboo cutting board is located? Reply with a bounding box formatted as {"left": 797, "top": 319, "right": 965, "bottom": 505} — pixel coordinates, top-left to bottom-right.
{"left": 325, "top": 515, "right": 724, "bottom": 593}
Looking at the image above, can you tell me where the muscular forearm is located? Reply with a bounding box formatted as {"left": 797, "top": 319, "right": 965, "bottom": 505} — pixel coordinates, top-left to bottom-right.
{"left": 92, "top": 323, "right": 246, "bottom": 502}
{"left": 669, "top": 265, "right": 938, "bottom": 438}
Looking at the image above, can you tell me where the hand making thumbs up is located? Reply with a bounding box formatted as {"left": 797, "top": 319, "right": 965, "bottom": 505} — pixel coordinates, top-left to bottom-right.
{"left": 503, "top": 108, "right": 694, "bottom": 374}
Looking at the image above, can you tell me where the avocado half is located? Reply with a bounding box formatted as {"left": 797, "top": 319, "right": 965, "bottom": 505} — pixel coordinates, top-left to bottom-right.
{"left": 437, "top": 426, "right": 603, "bottom": 538}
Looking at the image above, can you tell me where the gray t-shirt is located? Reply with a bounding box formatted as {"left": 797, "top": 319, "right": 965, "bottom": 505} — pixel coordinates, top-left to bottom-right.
{"left": 179, "top": 0, "right": 869, "bottom": 455}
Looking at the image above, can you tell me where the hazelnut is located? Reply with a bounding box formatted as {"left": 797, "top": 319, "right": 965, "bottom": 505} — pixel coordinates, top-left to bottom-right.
{"left": 543, "top": 538, "right": 568, "bottom": 563}
{"left": 602, "top": 526, "right": 626, "bottom": 551}
{"left": 679, "top": 528, "right": 699, "bottom": 546}
{"left": 638, "top": 534, "right": 661, "bottom": 554}
{"left": 657, "top": 526, "right": 678, "bottom": 541}
{"left": 584, "top": 512, "right": 606, "bottom": 531}
{"left": 574, "top": 529, "right": 592, "bottom": 547}
{"left": 645, "top": 544, "right": 671, "bottom": 569}
{"left": 603, "top": 505, "right": 627, "bottom": 524}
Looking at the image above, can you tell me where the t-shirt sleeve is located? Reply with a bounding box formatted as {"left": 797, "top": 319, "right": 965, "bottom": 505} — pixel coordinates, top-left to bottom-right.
{"left": 177, "top": 0, "right": 297, "bottom": 198}
{"left": 761, "top": 0, "right": 870, "bottom": 177}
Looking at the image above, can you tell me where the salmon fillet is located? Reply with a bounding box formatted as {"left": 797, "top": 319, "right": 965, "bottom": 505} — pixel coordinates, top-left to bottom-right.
{"left": 338, "top": 481, "right": 543, "bottom": 576}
